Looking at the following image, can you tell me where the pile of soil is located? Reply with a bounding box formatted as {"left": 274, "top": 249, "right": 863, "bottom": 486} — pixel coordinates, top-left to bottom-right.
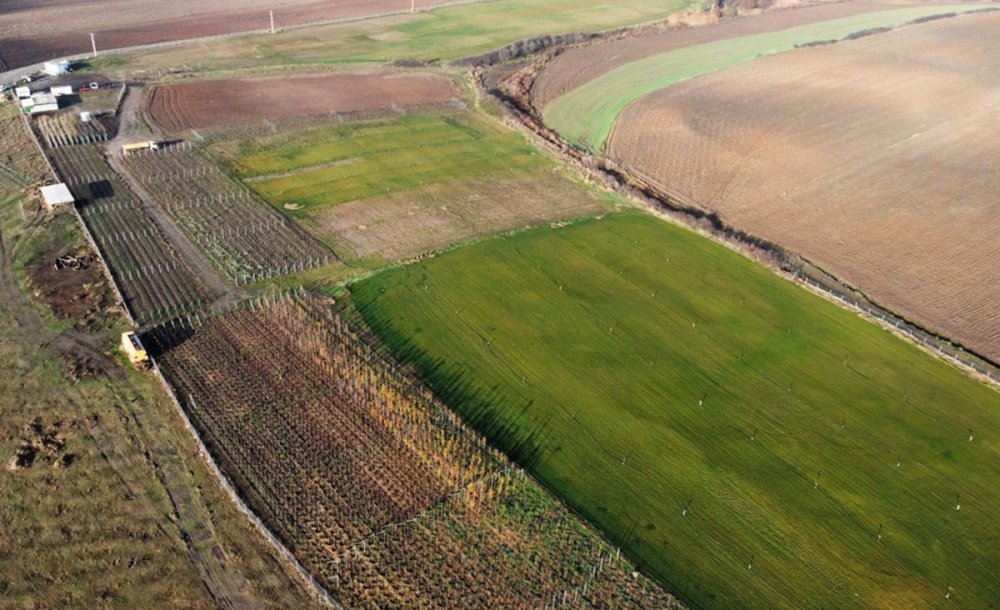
{"left": 7, "top": 417, "right": 74, "bottom": 471}
{"left": 27, "top": 246, "right": 116, "bottom": 328}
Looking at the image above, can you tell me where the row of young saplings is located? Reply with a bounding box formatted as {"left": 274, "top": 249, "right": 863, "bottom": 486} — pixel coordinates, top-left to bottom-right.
{"left": 143, "top": 295, "right": 679, "bottom": 609}
{"left": 48, "top": 144, "right": 206, "bottom": 323}
{"left": 79, "top": 201, "right": 204, "bottom": 323}
{"left": 122, "top": 145, "right": 335, "bottom": 285}
{"left": 36, "top": 114, "right": 111, "bottom": 149}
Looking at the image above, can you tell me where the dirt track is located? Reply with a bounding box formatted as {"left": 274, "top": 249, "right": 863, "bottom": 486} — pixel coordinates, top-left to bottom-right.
{"left": 146, "top": 73, "right": 460, "bottom": 133}
{"left": 0, "top": 0, "right": 469, "bottom": 71}
{"left": 607, "top": 12, "right": 1000, "bottom": 361}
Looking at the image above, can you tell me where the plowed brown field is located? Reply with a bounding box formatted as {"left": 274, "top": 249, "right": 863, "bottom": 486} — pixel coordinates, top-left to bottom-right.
{"left": 0, "top": 0, "right": 467, "bottom": 71}
{"left": 607, "top": 12, "right": 1000, "bottom": 360}
{"left": 146, "top": 73, "right": 459, "bottom": 132}
{"left": 531, "top": 0, "right": 891, "bottom": 111}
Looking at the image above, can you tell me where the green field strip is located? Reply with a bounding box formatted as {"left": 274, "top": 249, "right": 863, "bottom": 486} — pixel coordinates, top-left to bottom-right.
{"left": 253, "top": 0, "right": 695, "bottom": 66}
{"left": 351, "top": 212, "right": 1000, "bottom": 609}
{"left": 229, "top": 114, "right": 548, "bottom": 213}
{"left": 544, "top": 6, "right": 988, "bottom": 151}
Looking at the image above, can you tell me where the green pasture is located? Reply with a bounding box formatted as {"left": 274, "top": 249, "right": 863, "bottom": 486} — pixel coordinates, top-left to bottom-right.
{"left": 352, "top": 212, "right": 1000, "bottom": 609}
{"left": 341, "top": 0, "right": 695, "bottom": 61}
{"left": 544, "top": 6, "right": 989, "bottom": 151}
{"left": 113, "top": 0, "right": 695, "bottom": 72}
{"left": 226, "top": 113, "right": 547, "bottom": 214}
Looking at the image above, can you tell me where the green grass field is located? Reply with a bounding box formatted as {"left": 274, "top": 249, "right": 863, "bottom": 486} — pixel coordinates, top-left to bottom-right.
{"left": 227, "top": 114, "right": 548, "bottom": 214}
{"left": 114, "top": 0, "right": 693, "bottom": 73}
{"left": 351, "top": 212, "right": 1000, "bottom": 609}
{"left": 544, "top": 6, "right": 987, "bottom": 151}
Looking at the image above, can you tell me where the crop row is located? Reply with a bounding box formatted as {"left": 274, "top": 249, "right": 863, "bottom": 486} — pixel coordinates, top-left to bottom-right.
{"left": 144, "top": 295, "right": 680, "bottom": 609}
{"left": 122, "top": 147, "right": 335, "bottom": 284}
{"left": 49, "top": 144, "right": 206, "bottom": 323}
{"left": 36, "top": 113, "right": 111, "bottom": 148}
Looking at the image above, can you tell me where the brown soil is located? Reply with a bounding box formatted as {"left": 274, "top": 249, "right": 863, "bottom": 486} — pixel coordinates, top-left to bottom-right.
{"left": 313, "top": 172, "right": 606, "bottom": 262}
{"left": 531, "top": 1, "right": 895, "bottom": 110}
{"left": 27, "top": 246, "right": 116, "bottom": 327}
{"left": 0, "top": 0, "right": 467, "bottom": 71}
{"left": 146, "top": 73, "right": 460, "bottom": 133}
{"left": 607, "top": 12, "right": 1000, "bottom": 361}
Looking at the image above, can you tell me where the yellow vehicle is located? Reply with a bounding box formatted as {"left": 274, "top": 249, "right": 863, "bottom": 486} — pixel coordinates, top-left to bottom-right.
{"left": 121, "top": 141, "right": 160, "bottom": 155}
{"left": 121, "top": 331, "right": 149, "bottom": 368}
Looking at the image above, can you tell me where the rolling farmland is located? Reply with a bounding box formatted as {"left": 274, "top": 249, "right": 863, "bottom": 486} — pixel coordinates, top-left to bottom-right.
{"left": 221, "top": 112, "right": 605, "bottom": 264}
{"left": 530, "top": 0, "right": 890, "bottom": 111}
{"left": 146, "top": 294, "right": 681, "bottom": 609}
{"left": 0, "top": 0, "right": 473, "bottom": 71}
{"left": 541, "top": 5, "right": 988, "bottom": 151}
{"left": 121, "top": 146, "right": 335, "bottom": 285}
{"left": 102, "top": 0, "right": 692, "bottom": 74}
{"left": 352, "top": 212, "right": 1000, "bottom": 609}
{"left": 607, "top": 12, "right": 1000, "bottom": 362}
{"left": 146, "top": 73, "right": 460, "bottom": 133}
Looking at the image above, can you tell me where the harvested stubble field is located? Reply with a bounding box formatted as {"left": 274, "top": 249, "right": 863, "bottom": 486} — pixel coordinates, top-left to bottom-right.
{"left": 220, "top": 112, "right": 606, "bottom": 264}
{"left": 608, "top": 11, "right": 1000, "bottom": 362}
{"left": 98, "top": 0, "right": 691, "bottom": 74}
{"left": 315, "top": 173, "right": 607, "bottom": 262}
{"left": 352, "top": 212, "right": 1000, "bottom": 609}
{"left": 146, "top": 295, "right": 681, "bottom": 609}
{"left": 146, "top": 73, "right": 459, "bottom": 133}
{"left": 542, "top": 4, "right": 986, "bottom": 151}
{"left": 0, "top": 0, "right": 468, "bottom": 72}
{"left": 121, "top": 147, "right": 336, "bottom": 285}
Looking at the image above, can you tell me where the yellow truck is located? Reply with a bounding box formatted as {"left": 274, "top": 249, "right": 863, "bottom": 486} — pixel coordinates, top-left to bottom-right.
{"left": 121, "top": 331, "right": 149, "bottom": 368}
{"left": 121, "top": 141, "right": 160, "bottom": 155}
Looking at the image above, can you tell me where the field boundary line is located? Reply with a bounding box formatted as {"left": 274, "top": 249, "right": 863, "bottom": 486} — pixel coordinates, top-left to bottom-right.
{"left": 473, "top": 60, "right": 1000, "bottom": 390}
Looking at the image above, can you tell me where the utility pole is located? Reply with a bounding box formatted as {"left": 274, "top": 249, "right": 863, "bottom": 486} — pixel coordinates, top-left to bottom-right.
{"left": 411, "top": 0, "right": 416, "bottom": 13}
{"left": 90, "top": 33, "right": 97, "bottom": 58}
{"left": 270, "top": 10, "right": 275, "bottom": 34}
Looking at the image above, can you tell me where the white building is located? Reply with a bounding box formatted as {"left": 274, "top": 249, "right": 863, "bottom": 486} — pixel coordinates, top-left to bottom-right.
{"left": 50, "top": 85, "right": 73, "bottom": 96}
{"left": 23, "top": 93, "right": 59, "bottom": 114}
{"left": 43, "top": 60, "right": 71, "bottom": 76}
{"left": 40, "top": 183, "right": 74, "bottom": 209}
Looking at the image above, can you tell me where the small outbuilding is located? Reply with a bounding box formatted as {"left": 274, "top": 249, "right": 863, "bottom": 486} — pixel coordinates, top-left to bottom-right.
{"left": 15, "top": 86, "right": 31, "bottom": 99}
{"left": 24, "top": 92, "right": 59, "bottom": 114}
{"left": 40, "top": 183, "right": 74, "bottom": 209}
{"left": 50, "top": 85, "right": 73, "bottom": 96}
{"left": 43, "top": 60, "right": 71, "bottom": 76}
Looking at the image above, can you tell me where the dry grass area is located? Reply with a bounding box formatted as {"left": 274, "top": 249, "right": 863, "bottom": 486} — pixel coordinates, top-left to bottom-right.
{"left": 0, "top": 110, "right": 49, "bottom": 187}
{"left": 146, "top": 73, "right": 459, "bottom": 133}
{"left": 0, "top": 104, "right": 320, "bottom": 609}
{"left": 607, "top": 12, "right": 1000, "bottom": 360}
{"left": 531, "top": 0, "right": 891, "bottom": 110}
{"left": 312, "top": 172, "right": 608, "bottom": 263}
{"left": 0, "top": 0, "right": 465, "bottom": 71}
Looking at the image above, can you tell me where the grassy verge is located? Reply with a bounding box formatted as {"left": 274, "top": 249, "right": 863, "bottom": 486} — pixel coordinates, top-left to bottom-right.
{"left": 544, "top": 5, "right": 989, "bottom": 151}
{"left": 351, "top": 211, "right": 1000, "bottom": 609}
